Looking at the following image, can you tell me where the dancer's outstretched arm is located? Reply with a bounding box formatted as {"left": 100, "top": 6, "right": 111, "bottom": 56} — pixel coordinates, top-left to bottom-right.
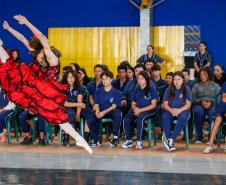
{"left": 14, "top": 15, "right": 58, "bottom": 66}
{"left": 3, "top": 21, "right": 34, "bottom": 52}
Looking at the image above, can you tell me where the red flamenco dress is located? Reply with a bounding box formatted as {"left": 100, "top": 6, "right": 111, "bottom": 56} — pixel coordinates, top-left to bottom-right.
{"left": 0, "top": 53, "right": 68, "bottom": 125}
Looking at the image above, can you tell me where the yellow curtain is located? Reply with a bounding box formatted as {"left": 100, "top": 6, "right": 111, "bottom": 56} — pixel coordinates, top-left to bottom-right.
{"left": 48, "top": 27, "right": 140, "bottom": 77}
{"left": 48, "top": 26, "right": 184, "bottom": 78}
{"left": 153, "top": 26, "right": 185, "bottom": 77}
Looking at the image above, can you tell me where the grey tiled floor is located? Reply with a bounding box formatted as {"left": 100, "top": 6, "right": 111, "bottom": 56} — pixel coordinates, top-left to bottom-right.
{"left": 1, "top": 152, "right": 226, "bottom": 175}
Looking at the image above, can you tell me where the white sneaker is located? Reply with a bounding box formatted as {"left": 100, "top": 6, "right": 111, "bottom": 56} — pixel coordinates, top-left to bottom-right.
{"left": 121, "top": 140, "right": 133, "bottom": 149}
{"left": 136, "top": 141, "right": 143, "bottom": 150}
{"left": 203, "top": 146, "right": 213, "bottom": 154}
{"left": 224, "top": 145, "right": 226, "bottom": 153}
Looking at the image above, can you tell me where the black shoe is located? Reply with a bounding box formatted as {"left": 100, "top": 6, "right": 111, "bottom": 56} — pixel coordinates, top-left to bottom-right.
{"left": 142, "top": 129, "right": 148, "bottom": 141}
{"left": 84, "top": 132, "right": 90, "bottom": 143}
{"left": 110, "top": 137, "right": 119, "bottom": 148}
{"left": 39, "top": 138, "right": 46, "bottom": 146}
{"left": 163, "top": 138, "right": 176, "bottom": 152}
{"left": 21, "top": 137, "right": 32, "bottom": 145}
{"left": 195, "top": 135, "right": 204, "bottom": 144}
{"left": 63, "top": 134, "right": 69, "bottom": 147}
{"left": 90, "top": 140, "right": 101, "bottom": 148}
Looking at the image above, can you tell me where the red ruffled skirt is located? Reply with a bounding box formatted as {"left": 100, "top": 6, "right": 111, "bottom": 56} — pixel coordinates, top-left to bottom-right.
{"left": 0, "top": 59, "right": 68, "bottom": 125}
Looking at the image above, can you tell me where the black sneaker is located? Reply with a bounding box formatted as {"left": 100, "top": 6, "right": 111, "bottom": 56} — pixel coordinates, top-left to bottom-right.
{"left": 90, "top": 140, "right": 101, "bottom": 148}
{"left": 21, "top": 137, "right": 32, "bottom": 145}
{"left": 163, "top": 139, "right": 176, "bottom": 152}
{"left": 110, "top": 137, "right": 119, "bottom": 148}
{"left": 39, "top": 138, "right": 46, "bottom": 146}
{"left": 195, "top": 135, "right": 204, "bottom": 144}
{"left": 63, "top": 134, "right": 70, "bottom": 147}
{"left": 168, "top": 139, "right": 176, "bottom": 152}
{"left": 84, "top": 132, "right": 90, "bottom": 143}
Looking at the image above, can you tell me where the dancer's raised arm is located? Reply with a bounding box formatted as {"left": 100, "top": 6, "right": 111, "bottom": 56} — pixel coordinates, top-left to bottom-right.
{"left": 14, "top": 15, "right": 58, "bottom": 66}
{"left": 3, "top": 21, "right": 34, "bottom": 52}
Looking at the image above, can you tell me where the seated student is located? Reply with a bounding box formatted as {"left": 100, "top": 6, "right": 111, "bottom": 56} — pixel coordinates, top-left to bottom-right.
{"left": 119, "top": 60, "right": 131, "bottom": 68}
{"left": 137, "top": 45, "right": 166, "bottom": 67}
{"left": 0, "top": 88, "right": 15, "bottom": 143}
{"left": 62, "top": 70, "right": 86, "bottom": 146}
{"left": 165, "top": 72, "right": 174, "bottom": 86}
{"left": 122, "top": 71, "right": 158, "bottom": 149}
{"left": 122, "top": 64, "right": 156, "bottom": 114}
{"left": 182, "top": 68, "right": 196, "bottom": 89}
{"left": 62, "top": 70, "right": 97, "bottom": 147}
{"left": 78, "top": 68, "right": 90, "bottom": 87}
{"left": 151, "top": 64, "right": 167, "bottom": 129}
{"left": 213, "top": 64, "right": 226, "bottom": 87}
{"left": 192, "top": 67, "right": 221, "bottom": 143}
{"left": 70, "top": 63, "right": 80, "bottom": 72}
{"left": 203, "top": 82, "right": 226, "bottom": 153}
{"left": 93, "top": 71, "right": 122, "bottom": 147}
{"left": 19, "top": 110, "right": 46, "bottom": 145}
{"left": 59, "top": 66, "right": 73, "bottom": 82}
{"left": 145, "top": 59, "right": 155, "bottom": 76}
{"left": 151, "top": 64, "right": 167, "bottom": 90}
{"left": 126, "top": 65, "right": 135, "bottom": 81}
{"left": 87, "top": 64, "right": 105, "bottom": 108}
{"left": 113, "top": 64, "right": 129, "bottom": 92}
{"left": 162, "top": 71, "right": 192, "bottom": 152}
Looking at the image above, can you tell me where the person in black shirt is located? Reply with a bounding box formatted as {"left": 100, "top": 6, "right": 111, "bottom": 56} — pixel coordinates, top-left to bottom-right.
{"left": 194, "top": 42, "right": 212, "bottom": 74}
{"left": 137, "top": 45, "right": 165, "bottom": 67}
{"left": 113, "top": 64, "right": 129, "bottom": 92}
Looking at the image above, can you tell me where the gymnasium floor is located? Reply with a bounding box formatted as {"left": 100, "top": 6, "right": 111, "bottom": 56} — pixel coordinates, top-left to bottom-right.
{"left": 0, "top": 139, "right": 226, "bottom": 185}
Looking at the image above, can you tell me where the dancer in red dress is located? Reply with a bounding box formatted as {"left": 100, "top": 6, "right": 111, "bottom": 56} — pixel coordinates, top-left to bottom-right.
{"left": 1, "top": 15, "right": 92, "bottom": 153}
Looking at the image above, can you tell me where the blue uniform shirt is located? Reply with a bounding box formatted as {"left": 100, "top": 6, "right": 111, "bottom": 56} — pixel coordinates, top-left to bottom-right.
{"left": 123, "top": 79, "right": 157, "bottom": 105}
{"left": 87, "top": 80, "right": 103, "bottom": 97}
{"left": 220, "top": 82, "right": 226, "bottom": 94}
{"left": 0, "top": 89, "right": 10, "bottom": 108}
{"left": 216, "top": 82, "right": 226, "bottom": 116}
{"left": 163, "top": 86, "right": 192, "bottom": 108}
{"left": 132, "top": 86, "right": 158, "bottom": 108}
{"left": 112, "top": 78, "right": 129, "bottom": 92}
{"left": 65, "top": 88, "right": 83, "bottom": 103}
{"left": 94, "top": 87, "right": 122, "bottom": 111}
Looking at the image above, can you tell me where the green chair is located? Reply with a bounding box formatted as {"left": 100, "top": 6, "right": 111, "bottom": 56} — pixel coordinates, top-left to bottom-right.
{"left": 31, "top": 117, "right": 38, "bottom": 142}
{"left": 99, "top": 118, "right": 113, "bottom": 144}
{"left": 145, "top": 117, "right": 157, "bottom": 148}
{"left": 6, "top": 106, "right": 22, "bottom": 144}
{"left": 216, "top": 122, "right": 226, "bottom": 148}
{"left": 6, "top": 111, "right": 18, "bottom": 144}
{"left": 45, "top": 122, "right": 54, "bottom": 144}
{"left": 172, "top": 120, "right": 190, "bottom": 149}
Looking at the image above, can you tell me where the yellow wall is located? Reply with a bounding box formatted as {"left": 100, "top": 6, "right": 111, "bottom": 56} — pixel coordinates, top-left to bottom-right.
{"left": 48, "top": 26, "right": 184, "bottom": 78}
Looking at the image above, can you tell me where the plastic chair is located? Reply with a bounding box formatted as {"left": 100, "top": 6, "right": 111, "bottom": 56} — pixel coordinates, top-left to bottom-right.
{"left": 31, "top": 117, "right": 38, "bottom": 142}
{"left": 216, "top": 122, "right": 226, "bottom": 148}
{"left": 45, "top": 122, "right": 54, "bottom": 144}
{"left": 6, "top": 111, "right": 18, "bottom": 144}
{"left": 145, "top": 117, "right": 157, "bottom": 148}
{"left": 99, "top": 118, "right": 113, "bottom": 143}
{"left": 172, "top": 120, "right": 190, "bottom": 149}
